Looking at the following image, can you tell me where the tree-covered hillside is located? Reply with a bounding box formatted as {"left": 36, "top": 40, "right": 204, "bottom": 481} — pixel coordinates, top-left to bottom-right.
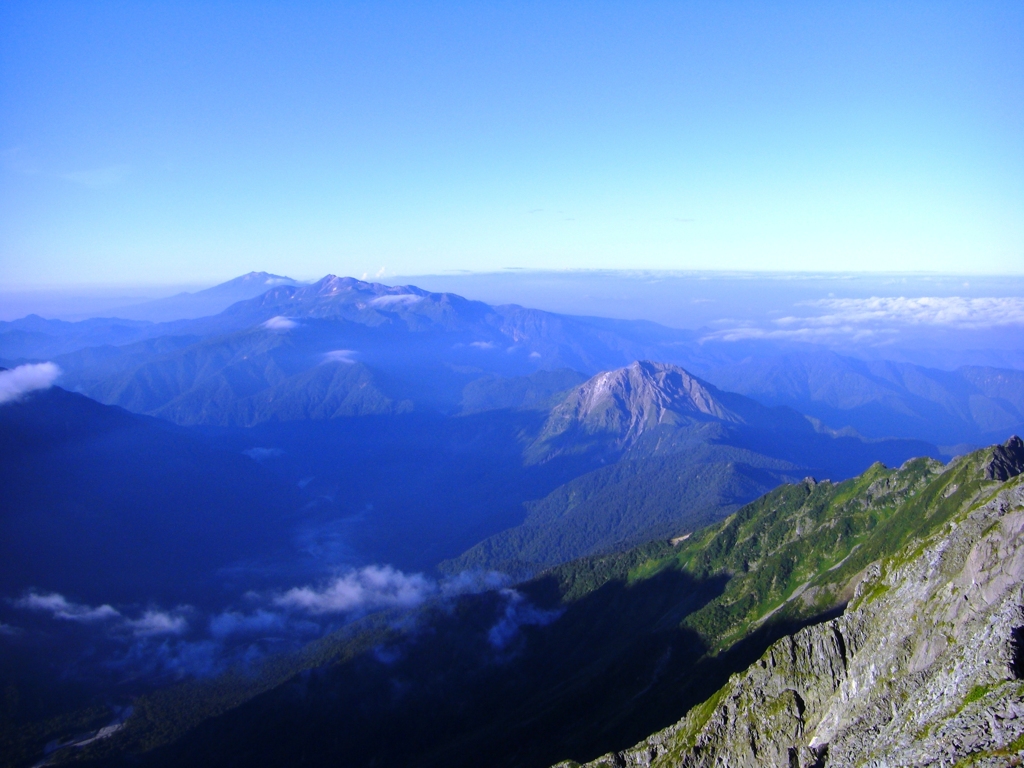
{"left": 28, "top": 438, "right": 1021, "bottom": 768}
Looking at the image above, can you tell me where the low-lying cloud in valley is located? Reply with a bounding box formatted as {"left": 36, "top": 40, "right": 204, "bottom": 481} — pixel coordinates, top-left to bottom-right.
{"left": 322, "top": 349, "right": 357, "bottom": 364}
{"left": 276, "top": 565, "right": 435, "bottom": 614}
{"left": 0, "top": 362, "right": 61, "bottom": 404}
{"left": 4, "top": 566, "right": 520, "bottom": 682}
{"left": 15, "top": 592, "right": 189, "bottom": 637}
{"left": 488, "top": 589, "right": 563, "bottom": 650}
{"left": 262, "top": 315, "right": 298, "bottom": 330}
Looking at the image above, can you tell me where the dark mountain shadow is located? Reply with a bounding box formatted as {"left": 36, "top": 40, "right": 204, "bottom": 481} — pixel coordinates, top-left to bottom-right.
{"left": 80, "top": 568, "right": 721, "bottom": 768}
{"left": 0, "top": 387, "right": 309, "bottom": 607}
{"left": 91, "top": 570, "right": 842, "bottom": 768}
{"left": 200, "top": 407, "right": 604, "bottom": 573}
{"left": 101, "top": 569, "right": 856, "bottom": 765}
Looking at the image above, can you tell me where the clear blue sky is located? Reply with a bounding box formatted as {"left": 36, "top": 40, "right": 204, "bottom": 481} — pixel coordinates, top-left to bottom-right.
{"left": 1, "top": 1, "right": 1022, "bottom": 286}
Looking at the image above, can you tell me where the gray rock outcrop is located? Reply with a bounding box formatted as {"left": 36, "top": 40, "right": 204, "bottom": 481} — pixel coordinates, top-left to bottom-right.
{"left": 566, "top": 450, "right": 1024, "bottom": 767}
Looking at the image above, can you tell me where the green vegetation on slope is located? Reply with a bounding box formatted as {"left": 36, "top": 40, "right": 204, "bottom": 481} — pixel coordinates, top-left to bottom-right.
{"left": 39, "top": 441, "right": 1023, "bottom": 768}
{"left": 443, "top": 445, "right": 798, "bottom": 578}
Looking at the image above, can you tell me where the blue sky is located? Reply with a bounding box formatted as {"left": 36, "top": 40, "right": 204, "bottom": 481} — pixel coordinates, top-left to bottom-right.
{"left": 1, "top": 1, "right": 1022, "bottom": 286}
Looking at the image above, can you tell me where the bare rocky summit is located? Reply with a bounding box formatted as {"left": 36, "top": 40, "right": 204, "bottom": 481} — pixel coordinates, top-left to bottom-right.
{"left": 560, "top": 437, "right": 1024, "bottom": 768}
{"left": 529, "top": 361, "right": 738, "bottom": 461}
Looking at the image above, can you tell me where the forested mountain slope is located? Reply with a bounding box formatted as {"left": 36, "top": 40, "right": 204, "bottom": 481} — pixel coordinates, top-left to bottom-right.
{"left": 568, "top": 437, "right": 1024, "bottom": 768}
{"left": 38, "top": 439, "right": 1024, "bottom": 768}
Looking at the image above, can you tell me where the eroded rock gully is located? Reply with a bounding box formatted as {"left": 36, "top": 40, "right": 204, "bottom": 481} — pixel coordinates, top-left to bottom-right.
{"left": 568, "top": 472, "right": 1024, "bottom": 767}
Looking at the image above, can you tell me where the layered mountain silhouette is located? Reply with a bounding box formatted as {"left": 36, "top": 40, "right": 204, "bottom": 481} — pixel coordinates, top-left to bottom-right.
{"left": 706, "top": 350, "right": 1024, "bottom": 446}
{"left": 107, "top": 271, "right": 300, "bottom": 322}
{"left": 5, "top": 274, "right": 1024, "bottom": 448}
{"left": 450, "top": 361, "right": 938, "bottom": 576}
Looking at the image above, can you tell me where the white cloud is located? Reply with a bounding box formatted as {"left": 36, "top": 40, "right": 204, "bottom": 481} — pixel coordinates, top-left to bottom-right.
{"left": 322, "top": 349, "right": 357, "bottom": 364}
{"left": 16, "top": 592, "right": 120, "bottom": 622}
{"left": 15, "top": 592, "right": 188, "bottom": 636}
{"left": 369, "top": 294, "right": 421, "bottom": 307}
{"left": 702, "top": 295, "right": 1024, "bottom": 344}
{"left": 701, "top": 325, "right": 888, "bottom": 344}
{"left": 125, "top": 610, "right": 189, "bottom": 637}
{"left": 262, "top": 316, "right": 298, "bottom": 330}
{"left": 0, "top": 362, "right": 61, "bottom": 404}
{"left": 470, "top": 341, "right": 496, "bottom": 350}
{"left": 792, "top": 296, "right": 1024, "bottom": 329}
{"left": 275, "top": 565, "right": 435, "bottom": 614}
{"left": 440, "top": 570, "right": 509, "bottom": 597}
{"left": 273, "top": 566, "right": 509, "bottom": 617}
{"left": 487, "top": 589, "right": 563, "bottom": 649}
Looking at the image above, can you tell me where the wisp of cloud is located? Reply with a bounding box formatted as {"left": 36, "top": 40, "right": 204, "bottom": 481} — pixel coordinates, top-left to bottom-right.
{"left": 0, "top": 362, "right": 61, "bottom": 404}
{"left": 275, "top": 565, "right": 435, "bottom": 614}
{"left": 262, "top": 316, "right": 298, "bottom": 330}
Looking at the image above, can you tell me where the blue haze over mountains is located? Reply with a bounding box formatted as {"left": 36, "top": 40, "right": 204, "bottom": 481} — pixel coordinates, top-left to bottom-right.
{"left": 1, "top": 271, "right": 1023, "bottom": 766}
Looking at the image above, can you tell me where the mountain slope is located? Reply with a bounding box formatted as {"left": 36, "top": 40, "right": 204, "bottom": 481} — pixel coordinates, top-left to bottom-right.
{"left": 48, "top": 441, "right": 1024, "bottom": 768}
{"left": 705, "top": 350, "right": 1024, "bottom": 446}
{"left": 448, "top": 361, "right": 939, "bottom": 577}
{"left": 0, "top": 386, "right": 312, "bottom": 606}
{"left": 571, "top": 437, "right": 1024, "bottom": 768}
{"left": 443, "top": 450, "right": 798, "bottom": 578}
{"left": 109, "top": 272, "right": 299, "bottom": 322}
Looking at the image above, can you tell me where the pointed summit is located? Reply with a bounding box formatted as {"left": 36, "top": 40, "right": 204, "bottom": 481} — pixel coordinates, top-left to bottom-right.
{"left": 560, "top": 360, "right": 735, "bottom": 425}
{"left": 530, "top": 361, "right": 740, "bottom": 461}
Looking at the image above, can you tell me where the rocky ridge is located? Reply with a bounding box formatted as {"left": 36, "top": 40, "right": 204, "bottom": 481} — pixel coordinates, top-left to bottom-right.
{"left": 562, "top": 437, "right": 1024, "bottom": 768}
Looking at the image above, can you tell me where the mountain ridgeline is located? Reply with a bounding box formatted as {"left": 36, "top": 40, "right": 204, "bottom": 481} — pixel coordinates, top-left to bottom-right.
{"left": 4, "top": 273, "right": 1024, "bottom": 768}
{"left": 25, "top": 438, "right": 1023, "bottom": 768}
{"left": 2, "top": 274, "right": 1022, "bottom": 446}
{"left": 446, "top": 360, "right": 938, "bottom": 578}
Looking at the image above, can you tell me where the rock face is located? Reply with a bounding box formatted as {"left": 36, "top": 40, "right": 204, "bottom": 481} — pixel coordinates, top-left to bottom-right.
{"left": 986, "top": 434, "right": 1024, "bottom": 481}
{"left": 531, "top": 361, "right": 738, "bottom": 460}
{"left": 569, "top": 438, "right": 1024, "bottom": 768}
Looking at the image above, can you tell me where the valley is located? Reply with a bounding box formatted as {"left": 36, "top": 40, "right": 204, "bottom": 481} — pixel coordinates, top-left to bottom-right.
{"left": 1, "top": 274, "right": 1023, "bottom": 768}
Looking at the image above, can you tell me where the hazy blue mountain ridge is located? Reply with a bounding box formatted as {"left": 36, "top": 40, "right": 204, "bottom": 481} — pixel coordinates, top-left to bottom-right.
{"left": 106, "top": 272, "right": 299, "bottom": 322}
{"left": 706, "top": 350, "right": 1024, "bottom": 446}
{"left": 7, "top": 275, "right": 1024, "bottom": 450}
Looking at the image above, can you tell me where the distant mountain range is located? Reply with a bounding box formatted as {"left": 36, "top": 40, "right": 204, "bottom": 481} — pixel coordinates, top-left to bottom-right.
{"left": 706, "top": 350, "right": 1024, "bottom": 447}
{"left": 107, "top": 272, "right": 300, "bottom": 322}
{"left": 3, "top": 272, "right": 1024, "bottom": 768}
{"left": 2, "top": 273, "right": 1021, "bottom": 447}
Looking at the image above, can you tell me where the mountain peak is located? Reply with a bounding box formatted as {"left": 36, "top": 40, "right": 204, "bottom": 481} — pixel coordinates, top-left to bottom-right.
{"left": 309, "top": 275, "right": 429, "bottom": 300}
{"left": 567, "top": 360, "right": 734, "bottom": 424}
{"left": 532, "top": 361, "right": 739, "bottom": 459}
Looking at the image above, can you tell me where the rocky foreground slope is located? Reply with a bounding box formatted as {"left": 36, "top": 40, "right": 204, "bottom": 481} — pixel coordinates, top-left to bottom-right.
{"left": 563, "top": 437, "right": 1024, "bottom": 768}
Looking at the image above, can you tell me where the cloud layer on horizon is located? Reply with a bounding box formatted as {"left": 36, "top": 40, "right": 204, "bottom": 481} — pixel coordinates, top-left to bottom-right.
{"left": 703, "top": 295, "right": 1024, "bottom": 344}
